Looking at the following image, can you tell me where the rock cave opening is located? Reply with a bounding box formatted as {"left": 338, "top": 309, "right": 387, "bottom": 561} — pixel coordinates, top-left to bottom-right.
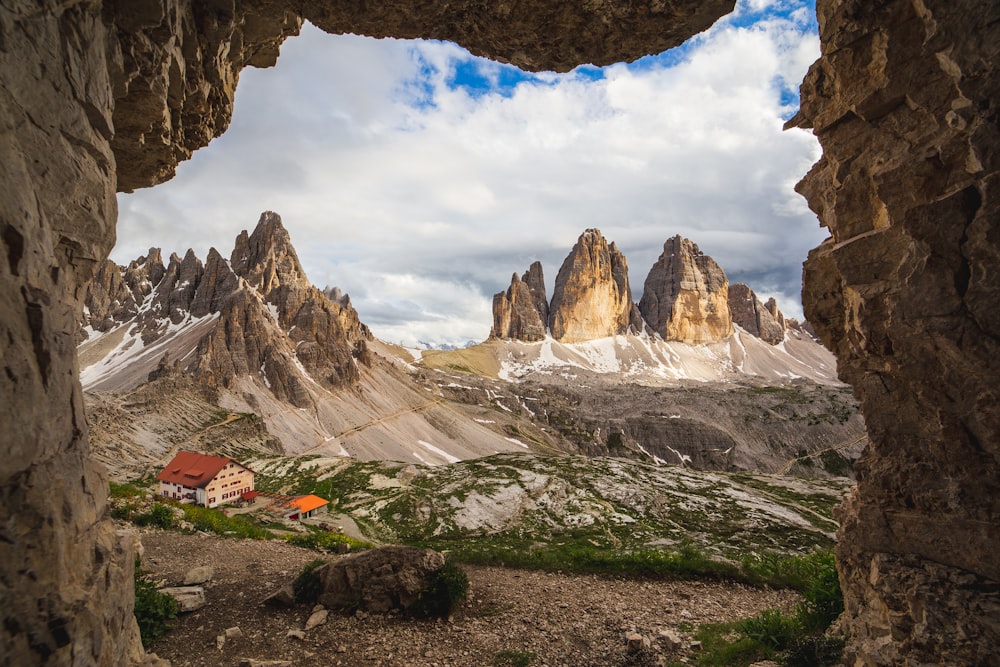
{"left": 1, "top": 0, "right": 996, "bottom": 665}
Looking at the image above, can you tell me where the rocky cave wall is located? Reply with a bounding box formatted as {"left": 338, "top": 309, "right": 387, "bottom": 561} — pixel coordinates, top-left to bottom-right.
{"left": 791, "top": 1, "right": 1000, "bottom": 664}
{"left": 1, "top": 0, "right": 996, "bottom": 664}
{"left": 0, "top": 0, "right": 732, "bottom": 664}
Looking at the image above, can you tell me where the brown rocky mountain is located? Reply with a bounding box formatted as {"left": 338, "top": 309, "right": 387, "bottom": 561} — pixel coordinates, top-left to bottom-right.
{"left": 728, "top": 283, "right": 786, "bottom": 345}
{"left": 85, "top": 248, "right": 165, "bottom": 336}
{"left": 548, "top": 229, "right": 637, "bottom": 342}
{"left": 763, "top": 297, "right": 785, "bottom": 331}
{"left": 490, "top": 261, "right": 549, "bottom": 341}
{"left": 79, "top": 212, "right": 526, "bottom": 465}
{"left": 523, "top": 261, "right": 549, "bottom": 326}
{"left": 490, "top": 231, "right": 798, "bottom": 347}
{"left": 81, "top": 211, "right": 371, "bottom": 407}
{"left": 638, "top": 235, "right": 733, "bottom": 343}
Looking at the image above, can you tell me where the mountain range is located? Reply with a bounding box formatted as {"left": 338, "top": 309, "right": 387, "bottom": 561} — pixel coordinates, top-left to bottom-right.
{"left": 78, "top": 212, "right": 524, "bottom": 468}
{"left": 78, "top": 212, "right": 862, "bottom": 475}
{"left": 492, "top": 228, "right": 811, "bottom": 348}
{"left": 458, "top": 227, "right": 836, "bottom": 386}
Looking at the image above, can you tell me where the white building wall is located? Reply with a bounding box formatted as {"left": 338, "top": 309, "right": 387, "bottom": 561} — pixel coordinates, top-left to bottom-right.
{"left": 203, "top": 462, "right": 255, "bottom": 508}
{"left": 159, "top": 481, "right": 197, "bottom": 504}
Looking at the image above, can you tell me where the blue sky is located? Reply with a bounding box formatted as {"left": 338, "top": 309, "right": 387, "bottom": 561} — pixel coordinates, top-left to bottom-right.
{"left": 115, "top": 0, "right": 823, "bottom": 348}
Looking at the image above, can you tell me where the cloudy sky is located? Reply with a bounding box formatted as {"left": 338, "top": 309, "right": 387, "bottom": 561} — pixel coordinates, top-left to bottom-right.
{"left": 115, "top": 0, "right": 824, "bottom": 349}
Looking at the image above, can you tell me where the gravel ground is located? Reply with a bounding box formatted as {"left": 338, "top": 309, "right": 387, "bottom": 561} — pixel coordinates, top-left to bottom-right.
{"left": 141, "top": 530, "right": 799, "bottom": 667}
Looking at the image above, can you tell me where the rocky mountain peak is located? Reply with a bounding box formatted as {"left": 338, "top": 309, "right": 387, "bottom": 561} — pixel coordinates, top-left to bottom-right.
{"left": 549, "top": 229, "right": 635, "bottom": 342}
{"left": 728, "top": 283, "right": 785, "bottom": 345}
{"left": 491, "top": 269, "right": 548, "bottom": 342}
{"left": 230, "top": 211, "right": 309, "bottom": 295}
{"left": 81, "top": 212, "right": 372, "bottom": 406}
{"left": 324, "top": 286, "right": 351, "bottom": 307}
{"left": 189, "top": 247, "right": 240, "bottom": 318}
{"left": 124, "top": 247, "right": 166, "bottom": 290}
{"left": 638, "top": 235, "right": 733, "bottom": 343}
{"left": 523, "top": 261, "right": 549, "bottom": 327}
{"left": 764, "top": 298, "right": 786, "bottom": 331}
{"left": 487, "top": 231, "right": 803, "bottom": 346}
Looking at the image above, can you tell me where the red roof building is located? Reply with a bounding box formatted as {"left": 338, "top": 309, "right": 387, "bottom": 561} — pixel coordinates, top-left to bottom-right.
{"left": 156, "top": 450, "right": 255, "bottom": 508}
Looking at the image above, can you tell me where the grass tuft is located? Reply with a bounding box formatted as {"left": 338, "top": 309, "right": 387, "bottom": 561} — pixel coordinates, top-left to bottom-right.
{"left": 689, "top": 548, "right": 845, "bottom": 666}
{"left": 494, "top": 650, "right": 537, "bottom": 666}
{"left": 410, "top": 560, "right": 470, "bottom": 618}
{"left": 284, "top": 529, "right": 370, "bottom": 552}
{"left": 133, "top": 558, "right": 179, "bottom": 648}
{"left": 292, "top": 559, "right": 327, "bottom": 604}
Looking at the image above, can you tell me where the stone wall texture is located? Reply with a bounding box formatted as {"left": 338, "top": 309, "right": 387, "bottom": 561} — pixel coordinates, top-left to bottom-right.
{"left": 790, "top": 0, "right": 1000, "bottom": 664}
{"left": 2, "top": 0, "right": 997, "bottom": 664}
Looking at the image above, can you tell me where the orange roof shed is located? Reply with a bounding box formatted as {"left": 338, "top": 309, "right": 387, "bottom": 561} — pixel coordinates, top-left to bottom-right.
{"left": 290, "top": 494, "right": 329, "bottom": 513}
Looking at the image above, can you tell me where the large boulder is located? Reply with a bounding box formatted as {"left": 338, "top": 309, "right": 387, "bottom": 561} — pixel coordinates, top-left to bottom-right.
{"left": 313, "top": 546, "right": 446, "bottom": 613}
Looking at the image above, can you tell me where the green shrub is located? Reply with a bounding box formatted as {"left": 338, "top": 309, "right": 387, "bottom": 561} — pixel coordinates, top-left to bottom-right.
{"left": 607, "top": 432, "right": 626, "bottom": 450}
{"left": 739, "top": 549, "right": 841, "bottom": 593}
{"left": 494, "top": 650, "right": 537, "bottom": 666}
{"left": 410, "top": 560, "right": 469, "bottom": 618}
{"left": 284, "top": 529, "right": 369, "bottom": 552}
{"left": 443, "top": 539, "right": 741, "bottom": 582}
{"left": 180, "top": 504, "right": 270, "bottom": 539}
{"left": 784, "top": 634, "right": 846, "bottom": 667}
{"left": 693, "top": 632, "right": 773, "bottom": 667}
{"left": 691, "top": 549, "right": 845, "bottom": 667}
{"left": 797, "top": 550, "right": 843, "bottom": 631}
{"left": 292, "top": 559, "right": 327, "bottom": 604}
{"left": 110, "top": 502, "right": 137, "bottom": 521}
{"left": 133, "top": 502, "right": 176, "bottom": 529}
{"left": 737, "top": 609, "right": 801, "bottom": 651}
{"left": 133, "top": 558, "right": 178, "bottom": 648}
{"left": 109, "top": 481, "right": 146, "bottom": 498}
{"left": 819, "top": 450, "right": 853, "bottom": 477}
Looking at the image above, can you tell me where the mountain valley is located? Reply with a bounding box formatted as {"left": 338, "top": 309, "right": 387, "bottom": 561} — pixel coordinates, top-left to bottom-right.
{"left": 81, "top": 212, "right": 864, "bottom": 666}
{"left": 80, "top": 212, "right": 863, "bottom": 481}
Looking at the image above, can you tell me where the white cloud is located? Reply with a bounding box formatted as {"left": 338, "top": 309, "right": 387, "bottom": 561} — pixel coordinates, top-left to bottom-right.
{"left": 115, "top": 1, "right": 823, "bottom": 347}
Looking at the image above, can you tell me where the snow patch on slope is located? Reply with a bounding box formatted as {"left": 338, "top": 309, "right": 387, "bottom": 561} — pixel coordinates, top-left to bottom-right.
{"left": 80, "top": 313, "right": 220, "bottom": 390}
{"left": 493, "top": 331, "right": 839, "bottom": 386}
{"left": 417, "top": 440, "right": 461, "bottom": 465}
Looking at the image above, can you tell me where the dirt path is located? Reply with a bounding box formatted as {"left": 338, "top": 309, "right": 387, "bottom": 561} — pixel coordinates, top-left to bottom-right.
{"left": 336, "top": 400, "right": 442, "bottom": 439}
{"left": 318, "top": 512, "right": 375, "bottom": 544}
{"left": 191, "top": 412, "right": 243, "bottom": 441}
{"left": 140, "top": 530, "right": 799, "bottom": 667}
{"left": 775, "top": 434, "right": 868, "bottom": 476}
{"left": 300, "top": 400, "right": 443, "bottom": 455}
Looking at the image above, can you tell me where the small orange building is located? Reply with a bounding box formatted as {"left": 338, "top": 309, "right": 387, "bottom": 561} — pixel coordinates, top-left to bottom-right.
{"left": 259, "top": 492, "right": 330, "bottom": 520}
{"left": 287, "top": 494, "right": 329, "bottom": 520}
{"left": 156, "top": 450, "right": 254, "bottom": 508}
